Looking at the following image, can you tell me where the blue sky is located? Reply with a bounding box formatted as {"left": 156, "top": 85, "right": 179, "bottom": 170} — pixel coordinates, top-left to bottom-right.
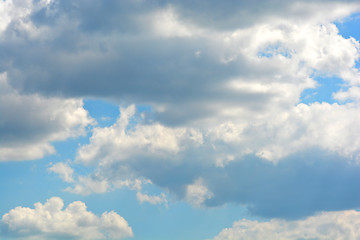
{"left": 1, "top": 1, "right": 360, "bottom": 239}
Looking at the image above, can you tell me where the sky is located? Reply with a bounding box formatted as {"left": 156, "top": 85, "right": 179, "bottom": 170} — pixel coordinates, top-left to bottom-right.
{"left": 1, "top": 0, "right": 360, "bottom": 239}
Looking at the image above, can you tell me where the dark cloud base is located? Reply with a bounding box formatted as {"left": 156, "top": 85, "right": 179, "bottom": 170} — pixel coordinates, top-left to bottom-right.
{"left": 123, "top": 149, "right": 360, "bottom": 219}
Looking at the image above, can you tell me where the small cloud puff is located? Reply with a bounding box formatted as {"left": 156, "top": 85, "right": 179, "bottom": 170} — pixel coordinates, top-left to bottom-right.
{"left": 0, "top": 197, "right": 133, "bottom": 240}
{"left": 185, "top": 178, "right": 213, "bottom": 208}
{"left": 137, "top": 192, "right": 168, "bottom": 207}
{"left": 48, "top": 162, "right": 74, "bottom": 183}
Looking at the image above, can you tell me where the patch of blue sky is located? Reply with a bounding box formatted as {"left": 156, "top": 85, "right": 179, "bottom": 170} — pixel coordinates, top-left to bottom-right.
{"left": 83, "top": 99, "right": 120, "bottom": 128}
{"left": 84, "top": 98, "right": 156, "bottom": 131}
{"left": 300, "top": 76, "right": 348, "bottom": 104}
{"left": 126, "top": 104, "right": 156, "bottom": 132}
{"left": 335, "top": 12, "right": 360, "bottom": 40}
{"left": 52, "top": 136, "right": 86, "bottom": 160}
{"left": 79, "top": 186, "right": 250, "bottom": 240}
{"left": 0, "top": 158, "right": 67, "bottom": 217}
{"left": 137, "top": 104, "right": 153, "bottom": 113}
{"left": 257, "top": 43, "right": 293, "bottom": 59}
{"left": 50, "top": 128, "right": 97, "bottom": 177}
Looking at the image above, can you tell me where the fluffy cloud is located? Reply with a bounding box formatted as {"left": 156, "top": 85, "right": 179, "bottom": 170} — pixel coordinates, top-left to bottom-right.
{"left": 3, "top": 0, "right": 360, "bottom": 221}
{"left": 76, "top": 105, "right": 203, "bottom": 166}
{"left": 0, "top": 73, "right": 93, "bottom": 161}
{"left": 58, "top": 105, "right": 360, "bottom": 219}
{"left": 0, "top": 197, "right": 133, "bottom": 240}
{"left": 212, "top": 210, "right": 360, "bottom": 240}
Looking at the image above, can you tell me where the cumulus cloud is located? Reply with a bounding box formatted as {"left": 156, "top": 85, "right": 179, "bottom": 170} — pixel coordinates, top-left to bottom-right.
{"left": 0, "top": 197, "right": 133, "bottom": 240}
{"left": 212, "top": 210, "right": 360, "bottom": 240}
{"left": 3, "top": 0, "right": 360, "bottom": 221}
{"left": 57, "top": 105, "right": 360, "bottom": 219}
{"left": 0, "top": 73, "right": 93, "bottom": 161}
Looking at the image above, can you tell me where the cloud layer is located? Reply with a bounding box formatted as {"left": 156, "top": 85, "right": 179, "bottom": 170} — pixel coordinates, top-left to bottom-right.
{"left": 0, "top": 197, "right": 133, "bottom": 240}
{"left": 1, "top": 1, "right": 360, "bottom": 237}
{"left": 1, "top": 0, "right": 360, "bottom": 127}
{"left": 59, "top": 105, "right": 360, "bottom": 219}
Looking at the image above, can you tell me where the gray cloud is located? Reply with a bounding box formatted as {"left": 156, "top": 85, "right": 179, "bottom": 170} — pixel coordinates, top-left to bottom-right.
{"left": 2, "top": 0, "right": 359, "bottom": 126}
{"left": 75, "top": 145, "right": 360, "bottom": 219}
{"left": 203, "top": 150, "right": 360, "bottom": 219}
{"left": 0, "top": 73, "right": 93, "bottom": 161}
{"left": 114, "top": 149, "right": 360, "bottom": 219}
{"left": 64, "top": 104, "right": 360, "bottom": 219}
{"left": 2, "top": 0, "right": 360, "bottom": 223}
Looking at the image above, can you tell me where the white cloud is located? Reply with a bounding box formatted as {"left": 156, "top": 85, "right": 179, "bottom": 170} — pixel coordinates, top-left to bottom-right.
{"left": 0, "top": 72, "right": 93, "bottom": 161}
{"left": 0, "top": 0, "right": 54, "bottom": 39}
{"left": 48, "top": 162, "right": 74, "bottom": 183}
{"left": 212, "top": 210, "right": 360, "bottom": 240}
{"left": 0, "top": 0, "right": 33, "bottom": 34}
{"left": 136, "top": 192, "right": 168, "bottom": 207}
{"left": 334, "top": 86, "right": 360, "bottom": 102}
{"left": 239, "top": 102, "right": 360, "bottom": 162}
{"left": 65, "top": 175, "right": 110, "bottom": 196}
{"left": 76, "top": 105, "right": 203, "bottom": 167}
{"left": 64, "top": 175, "right": 151, "bottom": 196}
{"left": 2, "top": 0, "right": 360, "bottom": 219}
{"left": 0, "top": 197, "right": 133, "bottom": 240}
{"left": 185, "top": 178, "right": 213, "bottom": 208}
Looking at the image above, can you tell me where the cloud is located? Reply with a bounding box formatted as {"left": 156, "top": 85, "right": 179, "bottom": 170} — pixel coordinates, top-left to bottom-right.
{"left": 1, "top": 0, "right": 359, "bottom": 127}
{"left": 212, "top": 210, "right": 360, "bottom": 240}
{"left": 76, "top": 105, "right": 203, "bottom": 166}
{"left": 48, "top": 162, "right": 74, "bottom": 183}
{"left": 48, "top": 158, "right": 150, "bottom": 196}
{"left": 65, "top": 175, "right": 110, "bottom": 196}
{"left": 3, "top": 0, "right": 360, "bottom": 222}
{"left": 334, "top": 86, "right": 360, "bottom": 102}
{"left": 136, "top": 192, "right": 168, "bottom": 207}
{"left": 0, "top": 197, "right": 133, "bottom": 240}
{"left": 0, "top": 73, "right": 93, "bottom": 161}
{"left": 185, "top": 178, "right": 213, "bottom": 208}
{"left": 58, "top": 105, "right": 360, "bottom": 219}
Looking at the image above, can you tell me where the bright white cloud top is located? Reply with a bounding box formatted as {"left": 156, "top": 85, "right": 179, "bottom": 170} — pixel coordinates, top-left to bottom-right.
{"left": 0, "top": 197, "right": 133, "bottom": 240}
{"left": 1, "top": 0, "right": 360, "bottom": 239}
